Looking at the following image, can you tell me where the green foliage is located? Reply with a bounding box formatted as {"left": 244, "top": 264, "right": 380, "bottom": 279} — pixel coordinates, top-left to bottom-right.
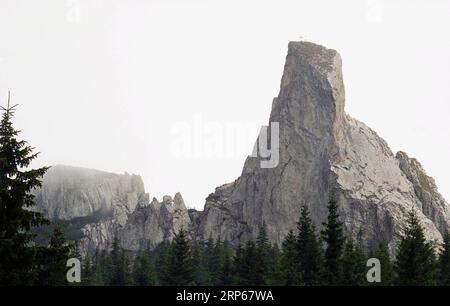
{"left": 218, "top": 240, "right": 233, "bottom": 286}
{"left": 439, "top": 232, "right": 450, "bottom": 285}
{"left": 0, "top": 100, "right": 74, "bottom": 286}
{"left": 277, "top": 230, "right": 302, "bottom": 285}
{"left": 341, "top": 240, "right": 367, "bottom": 286}
{"left": 321, "top": 196, "right": 345, "bottom": 285}
{"left": 372, "top": 242, "right": 395, "bottom": 285}
{"left": 297, "top": 205, "right": 323, "bottom": 285}
{"left": 79, "top": 209, "right": 449, "bottom": 287}
{"left": 132, "top": 249, "right": 157, "bottom": 286}
{"left": 164, "top": 228, "right": 194, "bottom": 285}
{"left": 395, "top": 209, "right": 437, "bottom": 285}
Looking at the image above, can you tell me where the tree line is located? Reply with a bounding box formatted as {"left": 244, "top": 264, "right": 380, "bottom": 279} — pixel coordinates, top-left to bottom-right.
{"left": 2, "top": 100, "right": 450, "bottom": 286}
{"left": 81, "top": 198, "right": 450, "bottom": 286}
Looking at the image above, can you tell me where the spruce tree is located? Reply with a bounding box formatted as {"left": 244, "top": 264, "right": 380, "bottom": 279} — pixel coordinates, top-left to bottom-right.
{"left": 372, "top": 241, "right": 394, "bottom": 285}
{"left": 232, "top": 244, "right": 245, "bottom": 285}
{"left": 297, "top": 205, "right": 323, "bottom": 285}
{"left": 395, "top": 209, "right": 437, "bottom": 286}
{"left": 205, "top": 235, "right": 220, "bottom": 285}
{"left": 241, "top": 240, "right": 260, "bottom": 285}
{"left": 278, "top": 230, "right": 302, "bottom": 285}
{"left": 218, "top": 241, "right": 233, "bottom": 286}
{"left": 82, "top": 255, "right": 93, "bottom": 285}
{"left": 153, "top": 240, "right": 170, "bottom": 285}
{"left": 191, "top": 242, "right": 209, "bottom": 285}
{"left": 132, "top": 249, "right": 156, "bottom": 286}
{"left": 321, "top": 196, "right": 345, "bottom": 285}
{"left": 34, "top": 224, "right": 72, "bottom": 285}
{"left": 0, "top": 97, "right": 50, "bottom": 285}
{"left": 439, "top": 232, "right": 450, "bottom": 285}
{"left": 109, "top": 235, "right": 131, "bottom": 285}
{"left": 256, "top": 223, "right": 271, "bottom": 285}
{"left": 165, "top": 228, "right": 194, "bottom": 285}
{"left": 341, "top": 240, "right": 366, "bottom": 286}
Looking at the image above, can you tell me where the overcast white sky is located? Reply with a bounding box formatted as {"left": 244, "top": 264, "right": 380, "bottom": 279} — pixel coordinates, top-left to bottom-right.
{"left": 1, "top": 0, "right": 449, "bottom": 209}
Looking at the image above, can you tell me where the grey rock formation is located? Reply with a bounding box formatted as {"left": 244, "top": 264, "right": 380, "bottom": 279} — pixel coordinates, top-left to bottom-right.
{"left": 33, "top": 165, "right": 145, "bottom": 225}
{"left": 120, "top": 193, "right": 191, "bottom": 251}
{"left": 196, "top": 41, "right": 450, "bottom": 252}
{"left": 33, "top": 41, "right": 450, "bottom": 255}
{"left": 79, "top": 193, "right": 192, "bottom": 255}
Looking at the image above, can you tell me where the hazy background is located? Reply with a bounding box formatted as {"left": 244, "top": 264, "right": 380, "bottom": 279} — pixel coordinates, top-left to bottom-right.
{"left": 1, "top": 0, "right": 449, "bottom": 209}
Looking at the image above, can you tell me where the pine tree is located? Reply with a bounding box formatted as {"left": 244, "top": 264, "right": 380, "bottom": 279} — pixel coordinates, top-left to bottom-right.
{"left": 255, "top": 223, "right": 271, "bottom": 285}
{"left": 0, "top": 96, "right": 50, "bottom": 285}
{"left": 165, "top": 228, "right": 194, "bottom": 285}
{"left": 439, "top": 232, "right": 450, "bottom": 285}
{"left": 278, "top": 230, "right": 302, "bottom": 285}
{"left": 372, "top": 241, "right": 394, "bottom": 285}
{"left": 232, "top": 244, "right": 245, "bottom": 285}
{"left": 266, "top": 244, "right": 280, "bottom": 285}
{"left": 241, "top": 240, "right": 260, "bottom": 285}
{"left": 82, "top": 255, "right": 93, "bottom": 285}
{"left": 109, "top": 235, "right": 131, "bottom": 285}
{"left": 395, "top": 209, "right": 437, "bottom": 286}
{"left": 34, "top": 224, "right": 73, "bottom": 285}
{"left": 91, "top": 249, "right": 112, "bottom": 285}
{"left": 297, "top": 205, "right": 323, "bottom": 285}
{"left": 132, "top": 249, "right": 156, "bottom": 286}
{"left": 191, "top": 242, "right": 209, "bottom": 285}
{"left": 153, "top": 240, "right": 170, "bottom": 285}
{"left": 218, "top": 240, "right": 233, "bottom": 286}
{"left": 321, "top": 196, "right": 345, "bottom": 285}
{"left": 341, "top": 240, "right": 366, "bottom": 286}
{"left": 204, "top": 235, "right": 220, "bottom": 285}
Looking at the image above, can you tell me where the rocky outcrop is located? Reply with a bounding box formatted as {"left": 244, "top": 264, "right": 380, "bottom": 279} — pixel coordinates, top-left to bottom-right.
{"left": 196, "top": 41, "right": 450, "bottom": 252}
{"left": 33, "top": 165, "right": 145, "bottom": 225}
{"left": 120, "top": 193, "right": 191, "bottom": 251}
{"left": 34, "top": 41, "right": 450, "bottom": 255}
{"left": 79, "top": 193, "right": 192, "bottom": 255}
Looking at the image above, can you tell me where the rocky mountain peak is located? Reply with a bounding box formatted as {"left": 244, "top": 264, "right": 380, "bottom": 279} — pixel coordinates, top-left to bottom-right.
{"left": 33, "top": 41, "right": 450, "bottom": 255}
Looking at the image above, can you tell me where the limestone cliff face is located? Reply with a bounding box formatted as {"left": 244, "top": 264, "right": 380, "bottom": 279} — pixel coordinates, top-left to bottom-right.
{"left": 76, "top": 194, "right": 191, "bottom": 255}
{"left": 34, "top": 41, "right": 450, "bottom": 254}
{"left": 195, "top": 41, "right": 450, "bottom": 251}
{"left": 33, "top": 165, "right": 145, "bottom": 225}
{"left": 120, "top": 193, "right": 191, "bottom": 251}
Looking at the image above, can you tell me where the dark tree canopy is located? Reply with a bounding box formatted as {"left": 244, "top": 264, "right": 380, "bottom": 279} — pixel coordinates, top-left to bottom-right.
{"left": 0, "top": 97, "right": 50, "bottom": 285}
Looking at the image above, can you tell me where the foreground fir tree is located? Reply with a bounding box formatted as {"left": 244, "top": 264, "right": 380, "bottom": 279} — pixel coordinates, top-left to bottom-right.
{"left": 395, "top": 209, "right": 437, "bottom": 286}
{"left": 237, "top": 240, "right": 261, "bottom": 286}
{"left": 371, "top": 242, "right": 395, "bottom": 285}
{"left": 321, "top": 196, "right": 345, "bottom": 285}
{"left": 297, "top": 205, "right": 323, "bottom": 285}
{"left": 438, "top": 232, "right": 450, "bottom": 285}
{"left": 165, "top": 228, "right": 194, "bottom": 285}
{"left": 278, "top": 230, "right": 302, "bottom": 285}
{"left": 341, "top": 240, "right": 366, "bottom": 286}
{"left": 0, "top": 96, "right": 50, "bottom": 285}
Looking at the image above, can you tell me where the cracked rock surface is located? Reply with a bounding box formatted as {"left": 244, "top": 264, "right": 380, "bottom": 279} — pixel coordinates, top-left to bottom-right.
{"left": 33, "top": 41, "right": 450, "bottom": 254}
